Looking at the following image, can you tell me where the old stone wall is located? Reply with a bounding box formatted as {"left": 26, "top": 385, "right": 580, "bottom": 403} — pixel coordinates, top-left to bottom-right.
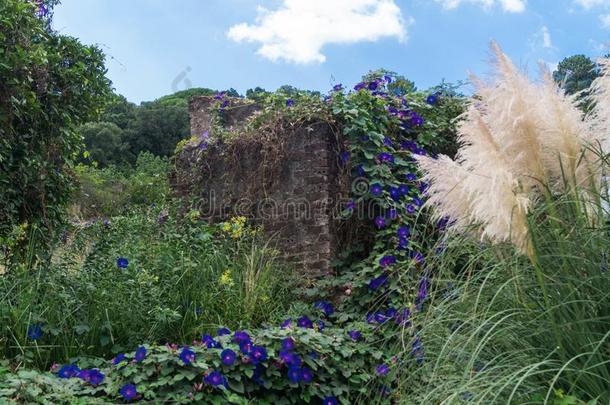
{"left": 172, "top": 96, "right": 348, "bottom": 278}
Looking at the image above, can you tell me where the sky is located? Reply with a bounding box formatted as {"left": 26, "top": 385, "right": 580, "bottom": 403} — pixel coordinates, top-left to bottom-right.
{"left": 52, "top": 0, "right": 610, "bottom": 104}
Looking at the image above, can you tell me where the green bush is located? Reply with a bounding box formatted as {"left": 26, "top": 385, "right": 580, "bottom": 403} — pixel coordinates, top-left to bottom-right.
{"left": 0, "top": 325, "right": 394, "bottom": 404}
{"left": 0, "top": 0, "right": 110, "bottom": 245}
{"left": 71, "top": 152, "right": 170, "bottom": 219}
{"left": 0, "top": 205, "right": 293, "bottom": 369}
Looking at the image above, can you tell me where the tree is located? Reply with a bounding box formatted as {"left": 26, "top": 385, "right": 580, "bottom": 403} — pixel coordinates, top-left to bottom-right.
{"left": 553, "top": 55, "right": 599, "bottom": 96}
{"left": 0, "top": 0, "right": 110, "bottom": 246}
{"left": 80, "top": 122, "right": 131, "bottom": 167}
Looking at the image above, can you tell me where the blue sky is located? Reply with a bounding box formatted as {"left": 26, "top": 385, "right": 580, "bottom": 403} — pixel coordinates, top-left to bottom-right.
{"left": 52, "top": 0, "right": 610, "bottom": 103}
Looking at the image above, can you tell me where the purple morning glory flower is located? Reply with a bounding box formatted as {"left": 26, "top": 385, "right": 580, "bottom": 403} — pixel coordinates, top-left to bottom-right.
{"left": 348, "top": 330, "right": 362, "bottom": 341}
{"left": 119, "top": 384, "right": 138, "bottom": 401}
{"left": 387, "top": 208, "right": 398, "bottom": 219}
{"left": 287, "top": 366, "right": 302, "bottom": 383}
{"left": 214, "top": 92, "right": 226, "bottom": 100}
{"left": 221, "top": 349, "right": 237, "bottom": 366}
{"left": 333, "top": 84, "right": 343, "bottom": 91}
{"left": 413, "top": 197, "right": 424, "bottom": 207}
{"left": 323, "top": 397, "right": 339, "bottom": 405}
{"left": 375, "top": 216, "right": 386, "bottom": 229}
{"left": 179, "top": 347, "right": 196, "bottom": 365}
{"left": 87, "top": 369, "right": 105, "bottom": 386}
{"left": 279, "top": 350, "right": 302, "bottom": 367}
{"left": 379, "top": 255, "right": 397, "bottom": 268}
{"left": 369, "top": 275, "right": 388, "bottom": 290}
{"left": 406, "top": 204, "right": 416, "bottom": 214}
{"left": 416, "top": 277, "right": 430, "bottom": 309}
{"left": 134, "top": 346, "right": 147, "bottom": 363}
{"left": 112, "top": 353, "right": 127, "bottom": 366}
{"left": 399, "top": 184, "right": 410, "bottom": 196}
{"left": 57, "top": 364, "right": 80, "bottom": 379}
{"left": 389, "top": 187, "right": 402, "bottom": 201}
{"left": 426, "top": 94, "right": 438, "bottom": 105}
{"left": 411, "top": 251, "right": 425, "bottom": 264}
{"left": 314, "top": 301, "right": 334, "bottom": 317}
{"left": 340, "top": 151, "right": 350, "bottom": 164}
{"left": 354, "top": 82, "right": 367, "bottom": 91}
{"left": 217, "top": 327, "right": 231, "bottom": 336}
{"left": 356, "top": 164, "right": 366, "bottom": 177}
{"left": 378, "top": 152, "right": 395, "bottom": 164}
{"left": 346, "top": 199, "right": 356, "bottom": 211}
{"left": 419, "top": 182, "right": 429, "bottom": 193}
{"left": 204, "top": 370, "right": 227, "bottom": 387}
{"left": 27, "top": 324, "right": 42, "bottom": 340}
{"left": 384, "top": 75, "right": 393, "bottom": 83}
{"left": 383, "top": 137, "right": 393, "bottom": 147}
{"left": 398, "top": 237, "right": 409, "bottom": 249}
{"left": 395, "top": 308, "right": 411, "bottom": 326}
{"left": 376, "top": 364, "right": 390, "bottom": 376}
{"left": 202, "top": 334, "right": 221, "bottom": 349}
{"left": 249, "top": 346, "right": 268, "bottom": 364}
{"left": 410, "top": 111, "right": 424, "bottom": 126}
{"left": 220, "top": 100, "right": 230, "bottom": 108}
{"left": 282, "top": 337, "right": 295, "bottom": 351}
{"left": 368, "top": 81, "right": 379, "bottom": 91}
{"left": 116, "top": 257, "right": 129, "bottom": 269}
{"left": 316, "top": 320, "right": 325, "bottom": 330}
{"left": 301, "top": 367, "right": 314, "bottom": 383}
{"left": 280, "top": 318, "right": 292, "bottom": 329}
{"left": 297, "top": 316, "right": 313, "bottom": 329}
{"left": 286, "top": 99, "right": 295, "bottom": 107}
{"left": 375, "top": 312, "right": 391, "bottom": 323}
{"left": 370, "top": 184, "right": 383, "bottom": 197}
{"left": 405, "top": 173, "right": 417, "bottom": 182}
{"left": 397, "top": 226, "right": 410, "bottom": 238}
{"left": 239, "top": 340, "right": 252, "bottom": 354}
{"left": 233, "top": 331, "right": 251, "bottom": 343}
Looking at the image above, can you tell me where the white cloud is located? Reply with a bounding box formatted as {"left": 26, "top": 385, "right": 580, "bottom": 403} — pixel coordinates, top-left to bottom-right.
{"left": 434, "top": 0, "right": 527, "bottom": 13}
{"left": 601, "top": 13, "right": 610, "bottom": 28}
{"left": 540, "top": 25, "right": 553, "bottom": 48}
{"left": 227, "top": 0, "right": 408, "bottom": 64}
{"left": 573, "top": 0, "right": 610, "bottom": 9}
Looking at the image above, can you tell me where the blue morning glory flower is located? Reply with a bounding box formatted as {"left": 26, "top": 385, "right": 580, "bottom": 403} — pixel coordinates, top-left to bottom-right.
{"left": 375, "top": 216, "right": 386, "bottom": 229}
{"left": 416, "top": 277, "right": 430, "bottom": 310}
{"left": 297, "top": 316, "right": 313, "bottom": 329}
{"left": 112, "top": 353, "right": 127, "bottom": 366}
{"left": 378, "top": 152, "right": 395, "bottom": 164}
{"left": 370, "top": 184, "right": 383, "bottom": 197}
{"left": 340, "top": 151, "right": 350, "bottom": 164}
{"left": 249, "top": 346, "right": 268, "bottom": 364}
{"left": 406, "top": 204, "right": 416, "bottom": 214}
{"left": 116, "top": 257, "right": 129, "bottom": 269}
{"left": 413, "top": 197, "right": 424, "bottom": 207}
{"left": 399, "top": 184, "right": 410, "bottom": 196}
{"left": 368, "top": 81, "right": 379, "bottom": 91}
{"left": 287, "top": 366, "right": 301, "bottom": 383}
{"left": 301, "top": 367, "right": 314, "bottom": 384}
{"left": 282, "top": 337, "right": 295, "bottom": 351}
{"left": 405, "top": 173, "right": 417, "bottom": 182}
{"left": 354, "top": 82, "right": 366, "bottom": 91}
{"left": 348, "top": 330, "right": 362, "bottom": 341}
{"left": 369, "top": 274, "right": 388, "bottom": 290}
{"left": 411, "top": 251, "right": 425, "bottom": 265}
{"left": 57, "top": 364, "right": 80, "bottom": 379}
{"left": 239, "top": 340, "right": 252, "bottom": 354}
{"left": 279, "top": 350, "right": 302, "bottom": 367}
{"left": 220, "top": 349, "right": 237, "bottom": 366}
{"left": 387, "top": 209, "right": 398, "bottom": 220}
{"left": 323, "top": 397, "right": 339, "bottom": 405}
{"left": 204, "top": 370, "right": 227, "bottom": 387}
{"left": 308, "top": 351, "right": 319, "bottom": 360}
{"left": 119, "top": 383, "right": 138, "bottom": 401}
{"left": 426, "top": 94, "right": 438, "bottom": 105}
{"left": 202, "top": 334, "right": 221, "bottom": 349}
{"left": 346, "top": 199, "right": 356, "bottom": 211}
{"left": 134, "top": 346, "right": 147, "bottom": 363}
{"left": 383, "top": 137, "right": 393, "bottom": 147}
{"left": 179, "top": 347, "right": 196, "bottom": 365}
{"left": 313, "top": 301, "right": 334, "bottom": 317}
{"left": 217, "top": 327, "right": 231, "bottom": 336}
{"left": 280, "top": 319, "right": 292, "bottom": 329}
{"left": 233, "top": 331, "right": 251, "bottom": 343}
{"left": 379, "top": 255, "right": 397, "bottom": 267}
{"left": 376, "top": 364, "right": 390, "bottom": 376}
{"left": 384, "top": 75, "right": 393, "bottom": 83}
{"left": 389, "top": 187, "right": 402, "bottom": 201}
{"left": 395, "top": 308, "right": 411, "bottom": 326}
{"left": 27, "top": 324, "right": 42, "bottom": 340}
{"left": 286, "top": 99, "right": 295, "bottom": 107}
{"left": 397, "top": 226, "right": 410, "bottom": 238}
{"left": 333, "top": 83, "right": 343, "bottom": 91}
{"left": 87, "top": 369, "right": 105, "bottom": 386}
{"left": 356, "top": 164, "right": 366, "bottom": 177}
{"left": 317, "top": 320, "right": 325, "bottom": 330}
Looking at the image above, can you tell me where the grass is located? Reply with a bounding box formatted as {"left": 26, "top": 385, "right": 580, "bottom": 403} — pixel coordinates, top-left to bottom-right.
{"left": 0, "top": 204, "right": 295, "bottom": 369}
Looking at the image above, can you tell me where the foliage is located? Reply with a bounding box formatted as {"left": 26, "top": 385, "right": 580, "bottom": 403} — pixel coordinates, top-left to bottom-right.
{"left": 397, "top": 193, "right": 610, "bottom": 403}
{"left": 0, "top": 323, "right": 398, "bottom": 404}
{"left": 0, "top": 0, "right": 111, "bottom": 249}
{"left": 0, "top": 206, "right": 293, "bottom": 369}
{"left": 80, "top": 122, "right": 130, "bottom": 167}
{"left": 553, "top": 55, "right": 600, "bottom": 96}
{"left": 72, "top": 152, "right": 170, "bottom": 218}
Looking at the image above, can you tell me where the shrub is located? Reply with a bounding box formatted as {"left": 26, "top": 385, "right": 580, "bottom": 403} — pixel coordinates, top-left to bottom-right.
{"left": 0, "top": 205, "right": 293, "bottom": 369}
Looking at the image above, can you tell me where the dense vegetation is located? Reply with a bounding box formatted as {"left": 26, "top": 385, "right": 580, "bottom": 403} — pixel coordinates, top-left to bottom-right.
{"left": 1, "top": 1, "right": 609, "bottom": 404}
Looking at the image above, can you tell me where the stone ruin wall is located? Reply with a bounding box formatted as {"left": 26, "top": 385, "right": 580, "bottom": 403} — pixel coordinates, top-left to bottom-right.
{"left": 171, "top": 96, "right": 350, "bottom": 278}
